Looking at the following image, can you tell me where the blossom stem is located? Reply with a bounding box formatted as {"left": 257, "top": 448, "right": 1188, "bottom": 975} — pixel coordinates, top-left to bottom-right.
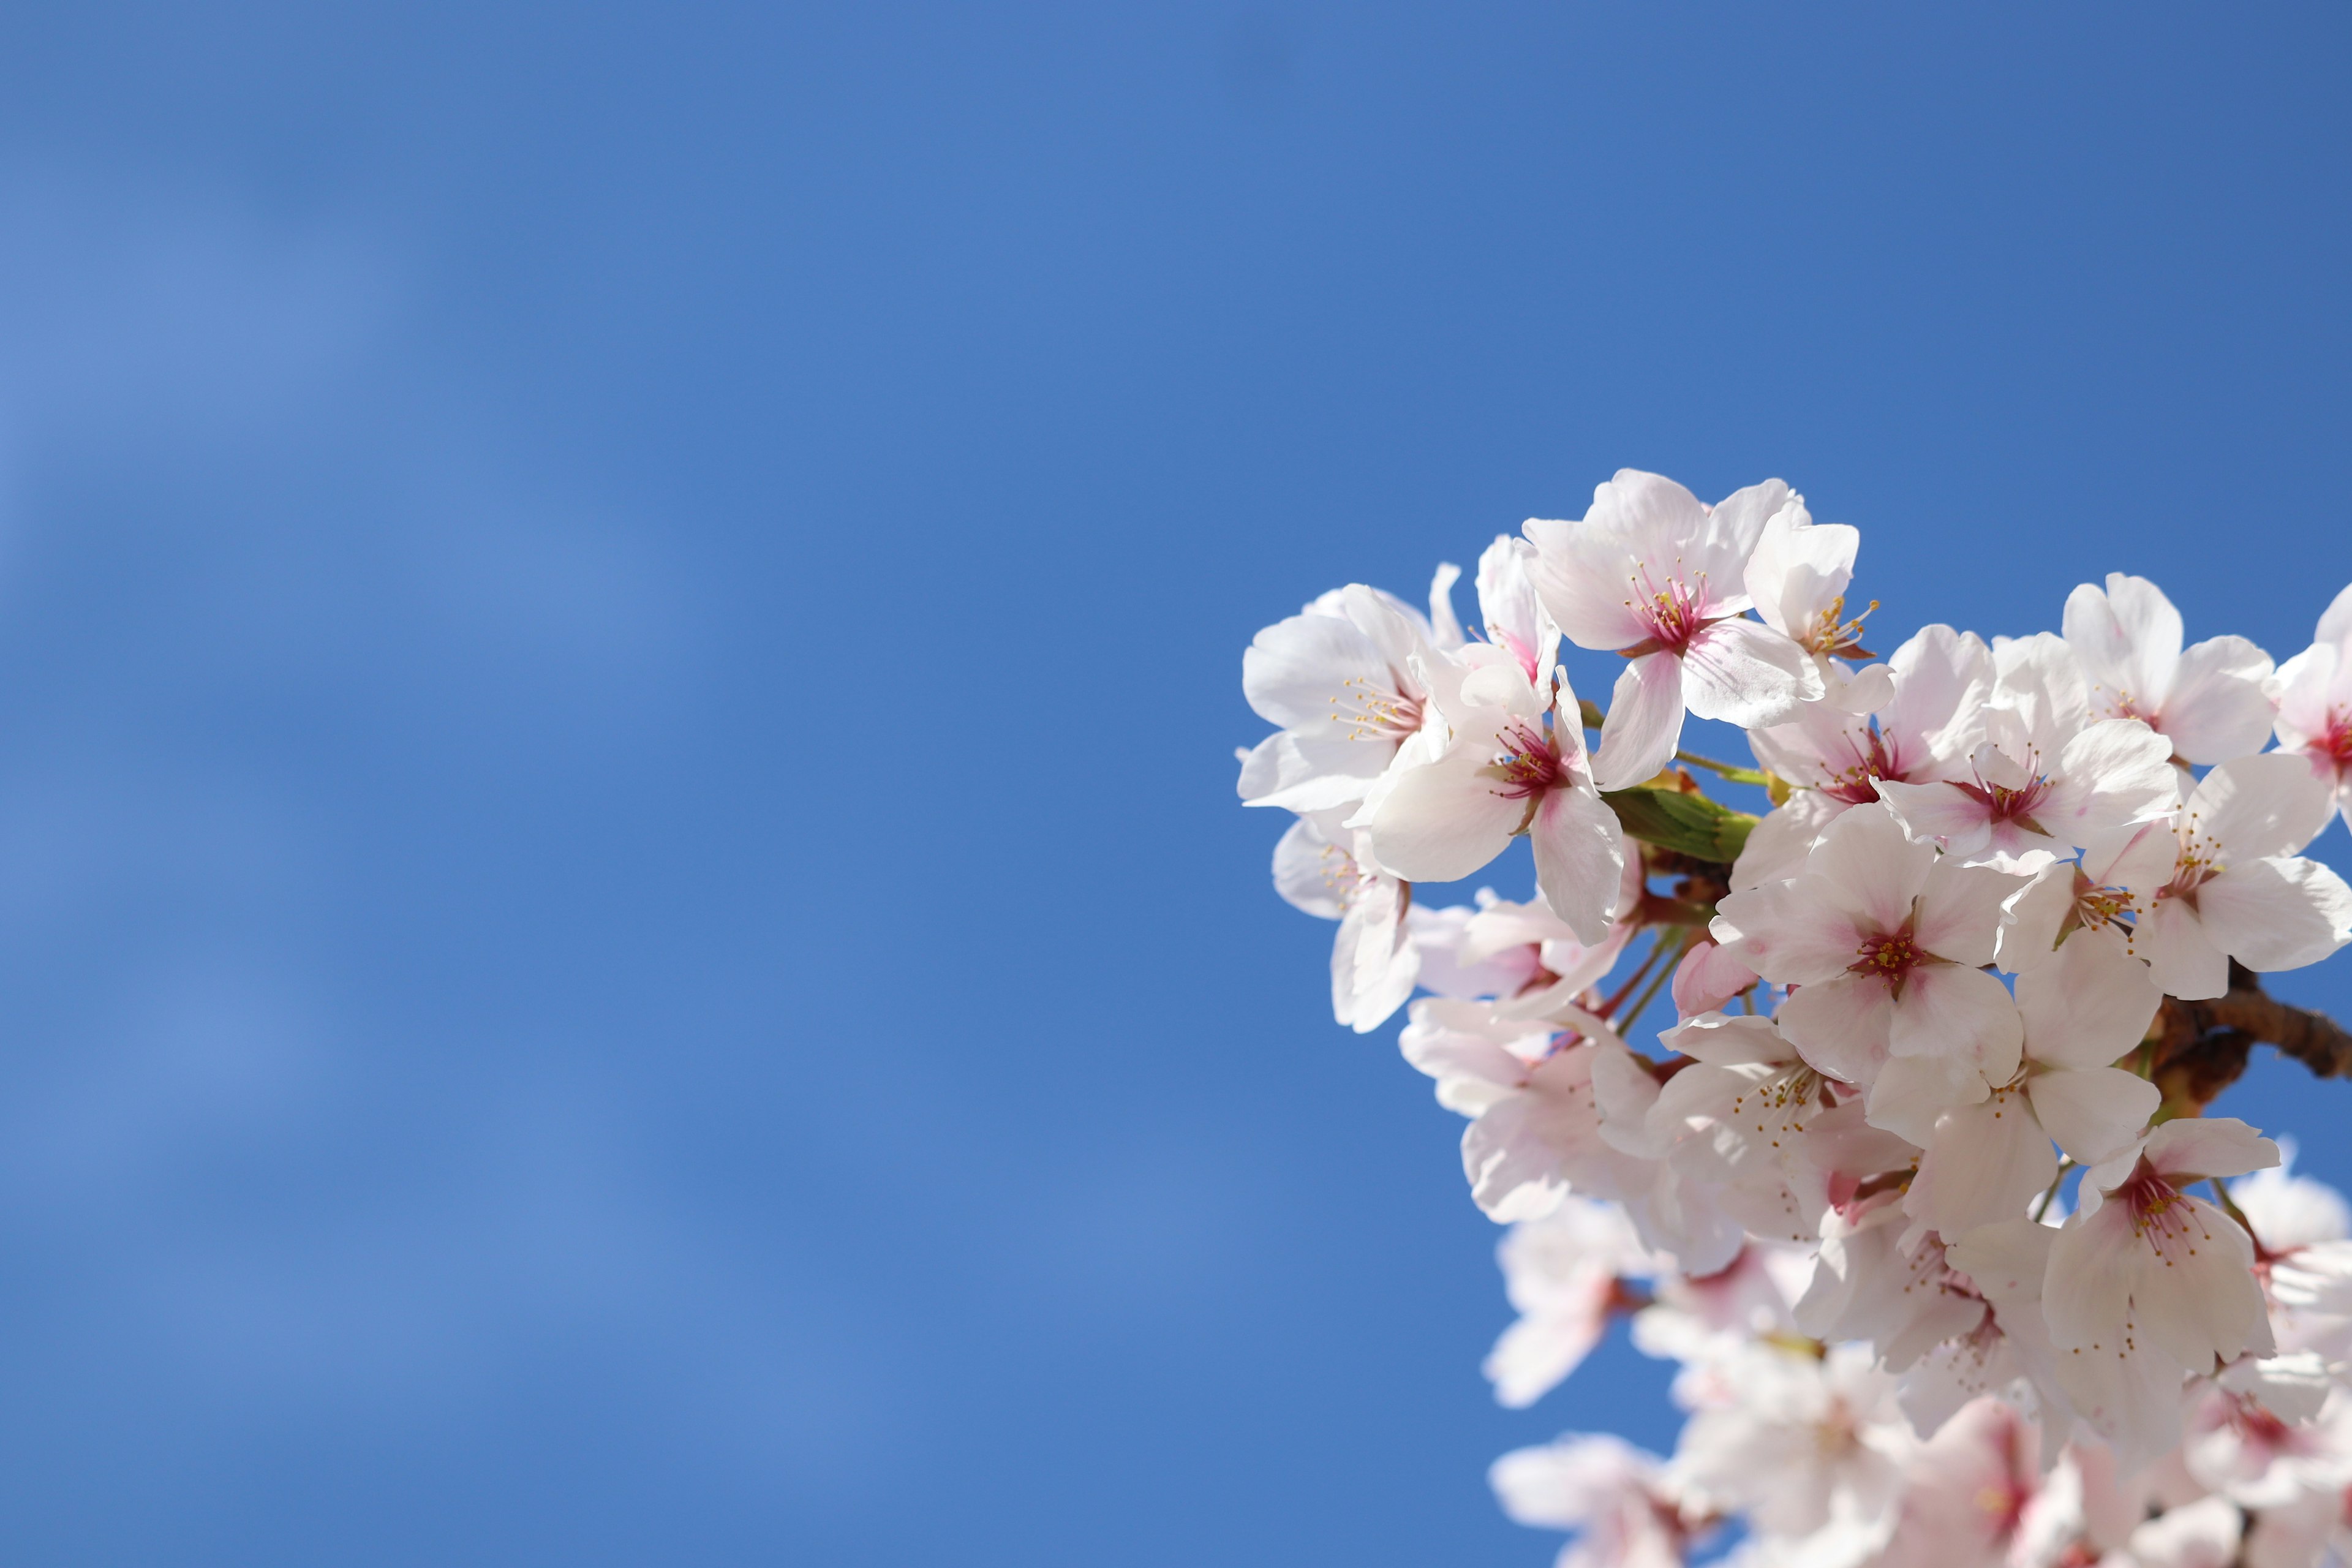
{"left": 1615, "top": 930, "right": 1691, "bottom": 1038}
{"left": 2030, "top": 1160, "right": 2076, "bottom": 1223}
{"left": 1672, "top": 750, "right": 1770, "bottom": 788}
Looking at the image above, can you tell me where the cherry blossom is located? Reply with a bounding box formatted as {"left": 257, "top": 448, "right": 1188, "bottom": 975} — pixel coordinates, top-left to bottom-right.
{"left": 1735, "top": 624, "right": 1994, "bottom": 889}
{"left": 2062, "top": 571, "right": 2278, "bottom": 766}
{"left": 2103, "top": 751, "right": 2352, "bottom": 1000}
{"left": 1235, "top": 474, "right": 2352, "bottom": 1567}
{"left": 1872, "top": 633, "right": 2177, "bottom": 866}
{"left": 1709, "top": 802, "right": 2025, "bottom": 1137}
{"left": 1366, "top": 658, "right": 1626, "bottom": 943}
{"left": 2272, "top": 582, "right": 2352, "bottom": 837}
{"left": 1524, "top": 470, "right": 1823, "bottom": 792}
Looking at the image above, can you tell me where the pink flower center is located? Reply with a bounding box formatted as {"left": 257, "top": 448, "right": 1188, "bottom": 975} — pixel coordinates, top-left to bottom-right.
{"left": 2324, "top": 706, "right": 2352, "bottom": 766}
{"left": 1619, "top": 565, "right": 1721, "bottom": 657}
{"left": 1821, "top": 725, "right": 1907, "bottom": 805}
{"left": 1485, "top": 721, "right": 1565, "bottom": 801}
{"left": 2116, "top": 1158, "right": 2217, "bottom": 1262}
{"left": 1852, "top": 931, "right": 1924, "bottom": 990}
{"left": 1953, "top": 770, "right": 2052, "bottom": 834}
{"left": 1330, "top": 676, "right": 1424, "bottom": 742}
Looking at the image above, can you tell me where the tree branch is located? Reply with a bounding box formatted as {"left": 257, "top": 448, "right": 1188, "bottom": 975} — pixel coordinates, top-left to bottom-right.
{"left": 2152, "top": 961, "right": 2352, "bottom": 1114}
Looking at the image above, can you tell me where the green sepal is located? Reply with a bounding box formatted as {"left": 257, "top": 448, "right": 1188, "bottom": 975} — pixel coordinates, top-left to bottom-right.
{"left": 1599, "top": 786, "right": 1757, "bottom": 865}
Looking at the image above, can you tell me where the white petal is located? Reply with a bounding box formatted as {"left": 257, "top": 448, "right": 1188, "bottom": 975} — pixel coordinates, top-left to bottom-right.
{"left": 2042, "top": 1203, "right": 2147, "bottom": 1352}
{"left": 1679, "top": 616, "right": 1824, "bottom": 729}
{"left": 2137, "top": 895, "right": 2230, "bottom": 1001}
{"left": 1871, "top": 778, "right": 1994, "bottom": 856}
{"left": 1529, "top": 784, "right": 1627, "bottom": 948}
{"left": 2318, "top": 581, "right": 2352, "bottom": 644}
{"left": 2026, "top": 1067, "right": 2158, "bottom": 1166}
{"left": 2143, "top": 1116, "right": 2279, "bottom": 1183}
{"left": 1804, "top": 800, "right": 1939, "bottom": 936}
{"left": 1864, "top": 1050, "right": 1986, "bottom": 1145}
{"left": 1362, "top": 733, "right": 1525, "bottom": 884}
{"left": 2037, "top": 718, "right": 2177, "bottom": 848}
{"left": 1710, "top": 875, "right": 1870, "bottom": 986}
{"left": 2192, "top": 751, "right": 2337, "bottom": 860}
{"left": 1907, "top": 1088, "right": 2057, "bottom": 1235}
{"left": 1728, "top": 791, "right": 1845, "bottom": 892}
{"left": 1589, "top": 653, "right": 1685, "bottom": 793}
{"left": 1911, "top": 858, "right": 2027, "bottom": 968}
{"left": 1775, "top": 973, "right": 1892, "bottom": 1086}
{"left": 2016, "top": 930, "right": 2162, "bottom": 1071}
{"left": 2158, "top": 635, "right": 2275, "bottom": 764}
{"left": 2197, "top": 855, "right": 2352, "bottom": 973}
{"left": 1887, "top": 964, "right": 2022, "bottom": 1086}
{"left": 2128, "top": 1194, "right": 2271, "bottom": 1368}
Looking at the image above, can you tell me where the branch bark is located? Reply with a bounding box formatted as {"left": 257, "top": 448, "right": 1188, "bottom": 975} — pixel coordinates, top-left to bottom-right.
{"left": 2152, "top": 961, "right": 2352, "bottom": 1114}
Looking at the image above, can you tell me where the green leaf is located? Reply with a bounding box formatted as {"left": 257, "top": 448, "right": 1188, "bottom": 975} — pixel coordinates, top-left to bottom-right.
{"left": 1599, "top": 787, "right": 1757, "bottom": 865}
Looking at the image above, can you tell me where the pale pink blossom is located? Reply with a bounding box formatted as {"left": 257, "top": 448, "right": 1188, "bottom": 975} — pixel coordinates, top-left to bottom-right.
{"left": 1710, "top": 803, "right": 2026, "bottom": 1139}
{"left": 1860, "top": 1396, "right": 2040, "bottom": 1568}
{"left": 1670, "top": 1341, "right": 1910, "bottom": 1568}
{"left": 1238, "top": 582, "right": 1461, "bottom": 812}
{"left": 1491, "top": 1432, "right": 1691, "bottom": 1568}
{"left": 1271, "top": 812, "right": 1420, "bottom": 1032}
{"left": 1874, "top": 633, "right": 2177, "bottom": 865}
{"left": 2271, "top": 581, "right": 2352, "bottom": 836}
{"left": 1904, "top": 931, "right": 2162, "bottom": 1238}
{"left": 1743, "top": 496, "right": 1895, "bottom": 715}
{"left": 1487, "top": 1198, "right": 1657, "bottom": 1408}
{"left": 2063, "top": 572, "right": 2278, "bottom": 765}
{"left": 2099, "top": 752, "right": 2352, "bottom": 1000}
{"left": 2043, "top": 1118, "right": 2280, "bottom": 1468}
{"left": 1366, "top": 658, "right": 1626, "bottom": 943}
{"left": 1525, "top": 470, "right": 1823, "bottom": 791}
{"left": 1735, "top": 624, "right": 1994, "bottom": 889}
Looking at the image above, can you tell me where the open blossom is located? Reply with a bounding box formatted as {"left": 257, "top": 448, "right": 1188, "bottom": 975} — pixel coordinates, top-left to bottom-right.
{"left": 1709, "top": 802, "right": 2024, "bottom": 1139}
{"left": 1365, "top": 658, "right": 1626, "bottom": 943}
{"left": 1903, "top": 930, "right": 2162, "bottom": 1238}
{"left": 1237, "top": 481, "right": 2352, "bottom": 1568}
{"left": 1670, "top": 1341, "right": 1911, "bottom": 1568}
{"left": 1270, "top": 812, "right": 1419, "bottom": 1032}
{"left": 1873, "top": 633, "right": 2177, "bottom": 865}
{"left": 1735, "top": 624, "right": 1994, "bottom": 889}
{"left": 1486, "top": 1198, "right": 1656, "bottom": 1408}
{"left": 2063, "top": 572, "right": 2278, "bottom": 766}
{"left": 1491, "top": 1433, "right": 1691, "bottom": 1568}
{"left": 1524, "top": 470, "right": 1823, "bottom": 793}
{"left": 1743, "top": 496, "right": 1894, "bottom": 715}
{"left": 1238, "top": 582, "right": 1461, "bottom": 813}
{"left": 2096, "top": 752, "right": 2352, "bottom": 1000}
{"left": 2272, "top": 581, "right": 2352, "bottom": 835}
{"left": 2043, "top": 1118, "right": 2280, "bottom": 1460}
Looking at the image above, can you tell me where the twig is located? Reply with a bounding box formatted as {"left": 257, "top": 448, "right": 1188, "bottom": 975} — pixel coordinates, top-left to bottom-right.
{"left": 2152, "top": 962, "right": 2352, "bottom": 1114}
{"left": 2030, "top": 1160, "right": 2076, "bottom": 1223}
{"left": 1673, "top": 750, "right": 1770, "bottom": 788}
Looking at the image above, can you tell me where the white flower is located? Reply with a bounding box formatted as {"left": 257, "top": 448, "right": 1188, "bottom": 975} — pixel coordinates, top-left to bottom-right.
{"left": 1457, "top": 877, "right": 1640, "bottom": 1022}
{"left": 1491, "top": 1432, "right": 1689, "bottom": 1568}
{"left": 1238, "top": 582, "right": 1458, "bottom": 812}
{"left": 1270, "top": 812, "right": 1420, "bottom": 1033}
{"left": 2271, "top": 581, "right": 2352, "bottom": 837}
{"left": 1903, "top": 930, "right": 2162, "bottom": 1238}
{"left": 1710, "top": 803, "right": 2026, "bottom": 1140}
{"left": 2182, "top": 1355, "right": 2349, "bottom": 1509}
{"left": 2105, "top": 752, "right": 2352, "bottom": 1000}
{"left": 1873, "top": 633, "right": 2177, "bottom": 865}
{"left": 1398, "top": 1000, "right": 1741, "bottom": 1269}
{"left": 1862, "top": 1396, "right": 2041, "bottom": 1568}
{"left": 1525, "top": 470, "right": 1823, "bottom": 792}
{"left": 2042, "top": 1118, "right": 2280, "bottom": 1467}
{"left": 1669, "top": 1341, "right": 1910, "bottom": 1568}
{"left": 1487, "top": 1199, "right": 1657, "bottom": 1408}
{"left": 2063, "top": 571, "right": 2278, "bottom": 765}
{"left": 1365, "top": 660, "right": 1627, "bottom": 943}
{"left": 1648, "top": 1012, "right": 1836, "bottom": 1246}
{"left": 1742, "top": 496, "right": 1894, "bottom": 715}
{"left": 1735, "top": 624, "right": 1994, "bottom": 889}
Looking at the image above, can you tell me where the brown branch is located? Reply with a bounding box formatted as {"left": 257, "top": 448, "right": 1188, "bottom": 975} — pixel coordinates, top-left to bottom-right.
{"left": 2152, "top": 961, "right": 2352, "bottom": 1114}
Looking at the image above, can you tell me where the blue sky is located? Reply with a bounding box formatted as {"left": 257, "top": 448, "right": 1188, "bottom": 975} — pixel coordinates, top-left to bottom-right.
{"left": 0, "top": 4, "right": 2348, "bottom": 1564}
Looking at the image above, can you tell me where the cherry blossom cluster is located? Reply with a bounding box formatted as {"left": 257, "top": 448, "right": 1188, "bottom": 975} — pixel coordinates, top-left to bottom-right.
{"left": 1237, "top": 470, "right": 2352, "bottom": 1566}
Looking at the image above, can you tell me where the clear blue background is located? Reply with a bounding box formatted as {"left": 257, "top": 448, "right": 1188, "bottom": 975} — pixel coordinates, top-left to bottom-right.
{"left": 0, "top": 5, "right": 2348, "bottom": 1563}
